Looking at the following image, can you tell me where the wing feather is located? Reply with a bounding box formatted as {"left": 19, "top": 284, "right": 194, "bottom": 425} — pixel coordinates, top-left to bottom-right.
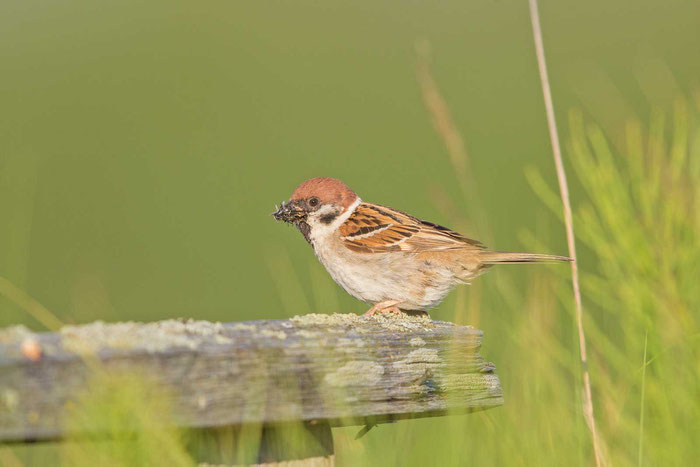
{"left": 339, "top": 203, "right": 484, "bottom": 253}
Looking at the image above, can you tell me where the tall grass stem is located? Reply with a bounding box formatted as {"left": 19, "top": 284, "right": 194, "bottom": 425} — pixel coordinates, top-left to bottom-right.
{"left": 527, "top": 1, "right": 603, "bottom": 465}
{"left": 638, "top": 331, "right": 648, "bottom": 467}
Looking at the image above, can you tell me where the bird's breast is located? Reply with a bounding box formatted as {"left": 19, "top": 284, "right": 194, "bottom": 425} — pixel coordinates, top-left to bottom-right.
{"left": 310, "top": 234, "right": 457, "bottom": 310}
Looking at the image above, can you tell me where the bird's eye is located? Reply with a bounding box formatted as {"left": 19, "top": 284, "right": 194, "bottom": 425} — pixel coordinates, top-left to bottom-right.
{"left": 308, "top": 197, "right": 320, "bottom": 207}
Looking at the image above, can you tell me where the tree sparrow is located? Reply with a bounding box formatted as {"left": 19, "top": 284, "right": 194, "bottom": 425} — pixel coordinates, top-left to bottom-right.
{"left": 273, "top": 177, "right": 570, "bottom": 316}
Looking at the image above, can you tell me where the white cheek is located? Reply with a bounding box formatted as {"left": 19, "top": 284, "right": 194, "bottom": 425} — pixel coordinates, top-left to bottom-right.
{"left": 308, "top": 206, "right": 342, "bottom": 239}
{"left": 308, "top": 198, "right": 361, "bottom": 242}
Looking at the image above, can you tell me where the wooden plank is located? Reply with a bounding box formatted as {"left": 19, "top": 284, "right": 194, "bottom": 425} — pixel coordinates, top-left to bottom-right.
{"left": 0, "top": 314, "right": 503, "bottom": 442}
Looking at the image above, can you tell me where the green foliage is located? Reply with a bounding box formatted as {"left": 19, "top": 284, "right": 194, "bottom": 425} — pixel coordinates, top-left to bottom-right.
{"left": 566, "top": 102, "right": 699, "bottom": 465}
{"left": 59, "top": 371, "right": 193, "bottom": 467}
{"left": 523, "top": 100, "right": 700, "bottom": 465}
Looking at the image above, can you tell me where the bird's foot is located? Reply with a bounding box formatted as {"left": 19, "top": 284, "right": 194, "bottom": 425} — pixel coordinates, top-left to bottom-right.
{"left": 363, "top": 300, "right": 402, "bottom": 317}
{"left": 363, "top": 305, "right": 403, "bottom": 317}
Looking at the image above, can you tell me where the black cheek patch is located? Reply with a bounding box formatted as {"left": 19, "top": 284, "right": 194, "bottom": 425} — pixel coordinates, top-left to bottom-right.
{"left": 320, "top": 213, "right": 338, "bottom": 225}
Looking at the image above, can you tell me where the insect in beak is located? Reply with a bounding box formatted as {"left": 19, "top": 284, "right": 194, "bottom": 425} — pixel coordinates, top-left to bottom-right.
{"left": 272, "top": 200, "right": 306, "bottom": 224}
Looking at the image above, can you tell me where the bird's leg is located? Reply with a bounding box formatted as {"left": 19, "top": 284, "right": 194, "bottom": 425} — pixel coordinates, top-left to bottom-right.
{"left": 363, "top": 300, "right": 402, "bottom": 316}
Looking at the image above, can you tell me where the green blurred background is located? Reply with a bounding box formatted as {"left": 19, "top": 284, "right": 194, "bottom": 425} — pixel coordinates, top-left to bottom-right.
{"left": 2, "top": 0, "right": 699, "bottom": 465}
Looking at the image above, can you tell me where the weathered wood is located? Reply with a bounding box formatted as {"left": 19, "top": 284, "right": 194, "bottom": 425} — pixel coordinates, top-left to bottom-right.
{"left": 0, "top": 314, "right": 502, "bottom": 444}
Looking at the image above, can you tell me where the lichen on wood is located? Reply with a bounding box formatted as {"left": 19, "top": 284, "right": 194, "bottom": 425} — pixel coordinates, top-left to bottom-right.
{"left": 60, "top": 319, "right": 234, "bottom": 354}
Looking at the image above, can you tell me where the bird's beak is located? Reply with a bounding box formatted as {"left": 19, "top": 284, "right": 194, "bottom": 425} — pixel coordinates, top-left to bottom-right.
{"left": 272, "top": 200, "right": 306, "bottom": 224}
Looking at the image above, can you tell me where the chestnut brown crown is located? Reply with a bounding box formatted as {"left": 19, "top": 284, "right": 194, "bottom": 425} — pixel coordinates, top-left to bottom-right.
{"left": 290, "top": 177, "right": 358, "bottom": 209}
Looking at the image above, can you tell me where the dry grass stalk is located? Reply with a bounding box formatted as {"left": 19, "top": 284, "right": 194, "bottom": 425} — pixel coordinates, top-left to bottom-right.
{"left": 527, "top": 1, "right": 603, "bottom": 465}
{"left": 0, "top": 275, "right": 63, "bottom": 330}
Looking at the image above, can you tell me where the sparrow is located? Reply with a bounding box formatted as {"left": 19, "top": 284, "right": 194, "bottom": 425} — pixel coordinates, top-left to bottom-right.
{"left": 272, "top": 177, "right": 570, "bottom": 316}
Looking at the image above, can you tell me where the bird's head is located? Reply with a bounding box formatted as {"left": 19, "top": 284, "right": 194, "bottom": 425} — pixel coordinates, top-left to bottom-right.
{"left": 272, "top": 177, "right": 359, "bottom": 242}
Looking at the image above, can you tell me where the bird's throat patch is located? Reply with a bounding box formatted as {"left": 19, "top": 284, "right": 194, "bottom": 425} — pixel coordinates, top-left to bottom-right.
{"left": 296, "top": 221, "right": 312, "bottom": 244}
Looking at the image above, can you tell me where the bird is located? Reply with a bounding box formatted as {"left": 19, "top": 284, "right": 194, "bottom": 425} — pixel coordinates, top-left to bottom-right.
{"left": 272, "top": 177, "right": 570, "bottom": 316}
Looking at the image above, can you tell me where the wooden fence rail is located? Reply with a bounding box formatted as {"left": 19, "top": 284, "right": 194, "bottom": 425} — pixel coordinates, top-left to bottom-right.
{"left": 0, "top": 313, "right": 503, "bottom": 465}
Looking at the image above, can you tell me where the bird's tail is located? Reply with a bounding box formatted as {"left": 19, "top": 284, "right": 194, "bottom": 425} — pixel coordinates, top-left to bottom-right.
{"left": 478, "top": 251, "right": 572, "bottom": 264}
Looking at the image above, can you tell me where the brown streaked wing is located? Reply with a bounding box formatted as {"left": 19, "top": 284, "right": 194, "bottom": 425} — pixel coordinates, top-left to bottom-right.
{"left": 339, "top": 203, "right": 485, "bottom": 253}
